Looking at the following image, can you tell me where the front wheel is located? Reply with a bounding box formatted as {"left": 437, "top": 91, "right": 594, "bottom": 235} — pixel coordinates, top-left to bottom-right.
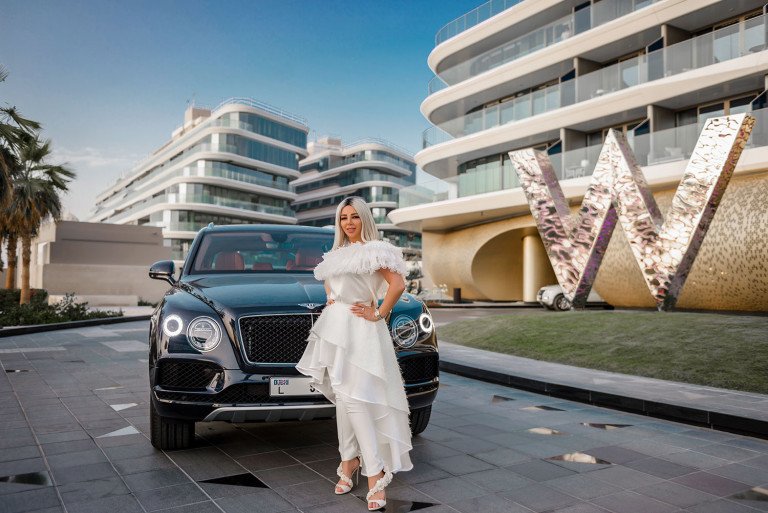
{"left": 553, "top": 294, "right": 571, "bottom": 311}
{"left": 150, "top": 400, "right": 194, "bottom": 450}
{"left": 409, "top": 405, "right": 432, "bottom": 436}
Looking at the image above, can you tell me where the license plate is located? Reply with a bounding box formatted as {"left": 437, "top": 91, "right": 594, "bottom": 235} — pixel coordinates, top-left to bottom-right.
{"left": 269, "top": 377, "right": 323, "bottom": 397}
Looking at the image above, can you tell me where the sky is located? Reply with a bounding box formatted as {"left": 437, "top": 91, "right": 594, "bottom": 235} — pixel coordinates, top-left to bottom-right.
{"left": 0, "top": 0, "right": 480, "bottom": 220}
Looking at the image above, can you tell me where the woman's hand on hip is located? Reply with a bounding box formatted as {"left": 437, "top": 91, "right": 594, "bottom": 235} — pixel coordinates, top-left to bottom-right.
{"left": 326, "top": 298, "right": 335, "bottom": 305}
{"left": 351, "top": 303, "right": 378, "bottom": 322}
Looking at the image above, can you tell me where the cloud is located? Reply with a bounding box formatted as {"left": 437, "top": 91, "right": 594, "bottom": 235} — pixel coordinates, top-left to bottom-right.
{"left": 51, "top": 146, "right": 144, "bottom": 173}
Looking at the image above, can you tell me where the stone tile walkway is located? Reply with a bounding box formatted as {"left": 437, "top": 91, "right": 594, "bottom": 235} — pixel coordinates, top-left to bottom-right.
{"left": 1, "top": 321, "right": 768, "bottom": 512}
{"left": 439, "top": 341, "right": 768, "bottom": 434}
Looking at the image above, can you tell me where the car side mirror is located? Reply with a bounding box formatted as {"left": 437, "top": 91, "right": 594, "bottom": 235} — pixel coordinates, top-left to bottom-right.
{"left": 149, "top": 260, "right": 176, "bottom": 285}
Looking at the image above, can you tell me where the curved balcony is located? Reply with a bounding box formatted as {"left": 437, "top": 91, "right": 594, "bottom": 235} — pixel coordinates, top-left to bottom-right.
{"left": 422, "top": 14, "right": 767, "bottom": 148}
{"left": 105, "top": 192, "right": 294, "bottom": 225}
{"left": 430, "top": 0, "right": 658, "bottom": 92}
{"left": 404, "top": 107, "right": 768, "bottom": 209}
{"left": 435, "top": 0, "right": 525, "bottom": 47}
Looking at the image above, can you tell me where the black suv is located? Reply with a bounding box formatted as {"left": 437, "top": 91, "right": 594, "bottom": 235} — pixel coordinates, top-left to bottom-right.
{"left": 148, "top": 225, "right": 439, "bottom": 450}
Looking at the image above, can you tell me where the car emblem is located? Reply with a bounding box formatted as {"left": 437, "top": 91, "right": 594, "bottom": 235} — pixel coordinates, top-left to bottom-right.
{"left": 298, "top": 303, "right": 322, "bottom": 310}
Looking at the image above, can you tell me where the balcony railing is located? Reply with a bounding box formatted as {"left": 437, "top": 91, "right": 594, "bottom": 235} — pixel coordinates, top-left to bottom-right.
{"left": 435, "top": 0, "right": 524, "bottom": 47}
{"left": 423, "top": 14, "right": 768, "bottom": 148}
{"left": 104, "top": 191, "right": 294, "bottom": 224}
{"left": 429, "top": 0, "right": 658, "bottom": 94}
{"left": 403, "top": 107, "right": 768, "bottom": 209}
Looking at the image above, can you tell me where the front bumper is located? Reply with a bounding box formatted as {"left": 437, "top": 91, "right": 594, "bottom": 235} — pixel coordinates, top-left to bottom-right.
{"left": 151, "top": 349, "right": 439, "bottom": 423}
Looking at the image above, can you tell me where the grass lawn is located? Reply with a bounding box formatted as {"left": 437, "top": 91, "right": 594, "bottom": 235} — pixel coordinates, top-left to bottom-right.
{"left": 438, "top": 310, "right": 768, "bottom": 394}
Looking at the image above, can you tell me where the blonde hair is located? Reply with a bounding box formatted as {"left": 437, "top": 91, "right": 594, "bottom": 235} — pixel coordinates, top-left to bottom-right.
{"left": 332, "top": 196, "right": 379, "bottom": 250}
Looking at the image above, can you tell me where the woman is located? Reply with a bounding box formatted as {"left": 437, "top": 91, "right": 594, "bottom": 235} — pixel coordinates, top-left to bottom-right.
{"left": 296, "top": 196, "right": 413, "bottom": 511}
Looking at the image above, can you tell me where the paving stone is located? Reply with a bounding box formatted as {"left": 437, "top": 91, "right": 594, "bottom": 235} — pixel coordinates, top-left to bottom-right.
{"left": 623, "top": 457, "right": 697, "bottom": 479}
{"left": 50, "top": 461, "right": 117, "bottom": 486}
{"left": 215, "top": 488, "right": 297, "bottom": 513}
{"left": 589, "top": 466, "right": 664, "bottom": 490}
{"left": 694, "top": 443, "right": 762, "bottom": 462}
{"left": 430, "top": 454, "right": 496, "bottom": 476}
{"left": 146, "top": 502, "right": 221, "bottom": 513}
{"left": 685, "top": 498, "right": 762, "bottom": 512}
{"left": 546, "top": 473, "right": 623, "bottom": 500}
{"left": 237, "top": 450, "right": 298, "bottom": 472}
{"left": 584, "top": 446, "right": 647, "bottom": 464}
{"left": 591, "top": 490, "right": 678, "bottom": 513}
{"left": 134, "top": 483, "right": 208, "bottom": 512}
{"left": 412, "top": 476, "right": 487, "bottom": 503}
{"left": 634, "top": 480, "right": 719, "bottom": 508}
{"left": 58, "top": 476, "right": 131, "bottom": 504}
{"left": 253, "top": 464, "right": 321, "bottom": 488}
{"left": 168, "top": 447, "right": 245, "bottom": 480}
{"left": 450, "top": 493, "right": 534, "bottom": 513}
{"left": 462, "top": 467, "right": 533, "bottom": 493}
{"left": 46, "top": 449, "right": 108, "bottom": 469}
{"left": 112, "top": 453, "right": 174, "bottom": 475}
{"left": 506, "top": 459, "right": 577, "bottom": 482}
{"left": 500, "top": 481, "right": 581, "bottom": 512}
{"left": 0, "top": 487, "right": 61, "bottom": 512}
{"left": 706, "top": 462, "right": 768, "bottom": 486}
{"left": 61, "top": 493, "right": 144, "bottom": 513}
{"left": 122, "top": 468, "right": 191, "bottom": 492}
{"left": 671, "top": 471, "right": 752, "bottom": 496}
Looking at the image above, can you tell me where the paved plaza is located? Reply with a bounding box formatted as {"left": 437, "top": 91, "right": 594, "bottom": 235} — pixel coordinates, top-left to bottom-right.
{"left": 1, "top": 321, "right": 768, "bottom": 512}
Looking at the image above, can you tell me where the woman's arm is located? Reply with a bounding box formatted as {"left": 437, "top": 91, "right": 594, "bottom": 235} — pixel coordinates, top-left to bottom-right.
{"left": 351, "top": 268, "right": 405, "bottom": 321}
{"left": 324, "top": 281, "right": 334, "bottom": 305}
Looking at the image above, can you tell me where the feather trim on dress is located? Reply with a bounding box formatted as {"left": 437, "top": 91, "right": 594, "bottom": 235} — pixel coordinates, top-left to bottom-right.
{"left": 314, "top": 240, "right": 407, "bottom": 281}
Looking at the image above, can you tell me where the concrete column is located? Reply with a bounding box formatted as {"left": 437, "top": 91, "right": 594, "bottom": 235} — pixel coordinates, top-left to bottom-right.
{"left": 661, "top": 24, "right": 690, "bottom": 46}
{"left": 522, "top": 234, "right": 552, "bottom": 302}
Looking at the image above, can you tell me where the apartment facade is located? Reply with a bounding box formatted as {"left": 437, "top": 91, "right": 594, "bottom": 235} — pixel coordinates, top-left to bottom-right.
{"left": 293, "top": 137, "right": 422, "bottom": 254}
{"left": 390, "top": 0, "right": 768, "bottom": 311}
{"left": 89, "top": 98, "right": 308, "bottom": 260}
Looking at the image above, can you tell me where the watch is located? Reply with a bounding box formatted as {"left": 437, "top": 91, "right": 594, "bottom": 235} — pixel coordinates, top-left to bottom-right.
{"left": 373, "top": 308, "right": 382, "bottom": 321}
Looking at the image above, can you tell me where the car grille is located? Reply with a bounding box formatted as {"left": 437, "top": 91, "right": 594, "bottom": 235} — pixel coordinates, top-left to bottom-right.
{"left": 239, "top": 314, "right": 319, "bottom": 364}
{"left": 399, "top": 353, "right": 439, "bottom": 384}
{"left": 155, "top": 383, "right": 329, "bottom": 405}
{"left": 156, "top": 361, "right": 222, "bottom": 390}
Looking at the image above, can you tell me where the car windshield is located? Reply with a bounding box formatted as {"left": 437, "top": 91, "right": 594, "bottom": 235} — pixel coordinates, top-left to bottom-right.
{"left": 189, "top": 230, "right": 333, "bottom": 274}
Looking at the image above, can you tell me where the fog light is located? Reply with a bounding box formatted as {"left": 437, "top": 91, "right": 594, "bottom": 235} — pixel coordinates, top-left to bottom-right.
{"left": 162, "top": 315, "right": 183, "bottom": 337}
{"left": 418, "top": 313, "right": 433, "bottom": 334}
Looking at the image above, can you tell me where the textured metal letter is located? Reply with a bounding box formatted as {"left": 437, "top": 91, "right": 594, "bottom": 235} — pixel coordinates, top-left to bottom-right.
{"left": 509, "top": 114, "right": 754, "bottom": 310}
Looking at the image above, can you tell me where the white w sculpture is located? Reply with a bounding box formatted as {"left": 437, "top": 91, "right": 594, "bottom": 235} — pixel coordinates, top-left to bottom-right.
{"left": 508, "top": 114, "right": 754, "bottom": 311}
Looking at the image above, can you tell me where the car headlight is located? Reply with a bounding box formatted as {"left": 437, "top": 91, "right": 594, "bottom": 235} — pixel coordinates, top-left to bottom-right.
{"left": 390, "top": 315, "right": 418, "bottom": 349}
{"left": 418, "top": 312, "right": 433, "bottom": 335}
{"left": 162, "top": 314, "right": 184, "bottom": 337}
{"left": 186, "top": 316, "right": 221, "bottom": 352}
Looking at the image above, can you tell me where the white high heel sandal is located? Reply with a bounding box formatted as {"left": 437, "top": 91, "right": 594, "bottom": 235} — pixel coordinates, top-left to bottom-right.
{"left": 335, "top": 457, "right": 361, "bottom": 495}
{"left": 366, "top": 470, "right": 393, "bottom": 511}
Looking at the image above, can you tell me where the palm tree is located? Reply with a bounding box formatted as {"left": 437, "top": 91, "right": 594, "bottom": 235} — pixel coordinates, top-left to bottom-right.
{"left": 8, "top": 135, "right": 74, "bottom": 304}
{"left": 1, "top": 65, "right": 41, "bottom": 208}
{"left": 1, "top": 65, "right": 41, "bottom": 287}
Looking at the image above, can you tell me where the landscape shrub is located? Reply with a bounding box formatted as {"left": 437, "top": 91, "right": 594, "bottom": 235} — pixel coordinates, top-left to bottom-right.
{"left": 0, "top": 290, "right": 123, "bottom": 326}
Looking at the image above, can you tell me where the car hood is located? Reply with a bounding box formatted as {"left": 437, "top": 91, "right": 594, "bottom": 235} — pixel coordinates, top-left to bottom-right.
{"left": 179, "top": 273, "right": 327, "bottom": 317}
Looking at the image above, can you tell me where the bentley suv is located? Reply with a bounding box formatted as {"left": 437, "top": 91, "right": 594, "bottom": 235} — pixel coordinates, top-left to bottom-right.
{"left": 148, "top": 224, "right": 439, "bottom": 450}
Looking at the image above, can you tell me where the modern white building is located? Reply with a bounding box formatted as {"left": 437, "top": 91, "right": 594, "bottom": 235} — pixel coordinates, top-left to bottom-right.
{"left": 390, "top": 0, "right": 768, "bottom": 311}
{"left": 292, "top": 136, "right": 422, "bottom": 254}
{"left": 89, "top": 98, "right": 309, "bottom": 260}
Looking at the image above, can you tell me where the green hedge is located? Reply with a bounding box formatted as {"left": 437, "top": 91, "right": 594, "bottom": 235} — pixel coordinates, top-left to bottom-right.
{"left": 0, "top": 290, "right": 123, "bottom": 326}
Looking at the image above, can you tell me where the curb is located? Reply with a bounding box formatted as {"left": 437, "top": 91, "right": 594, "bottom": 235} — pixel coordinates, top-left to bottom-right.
{"left": 439, "top": 359, "right": 768, "bottom": 440}
{"left": 0, "top": 315, "right": 151, "bottom": 338}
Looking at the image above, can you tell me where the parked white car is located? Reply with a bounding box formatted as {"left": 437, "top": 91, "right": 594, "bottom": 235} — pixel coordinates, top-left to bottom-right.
{"left": 537, "top": 284, "right": 609, "bottom": 311}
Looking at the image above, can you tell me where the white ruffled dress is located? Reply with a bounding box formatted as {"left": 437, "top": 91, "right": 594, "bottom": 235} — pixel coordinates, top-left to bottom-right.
{"left": 296, "top": 240, "right": 413, "bottom": 474}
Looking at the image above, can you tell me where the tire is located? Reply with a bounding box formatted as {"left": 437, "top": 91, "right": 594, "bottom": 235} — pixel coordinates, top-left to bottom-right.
{"left": 409, "top": 405, "right": 432, "bottom": 436}
{"left": 150, "top": 401, "right": 194, "bottom": 450}
{"left": 553, "top": 294, "right": 571, "bottom": 311}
